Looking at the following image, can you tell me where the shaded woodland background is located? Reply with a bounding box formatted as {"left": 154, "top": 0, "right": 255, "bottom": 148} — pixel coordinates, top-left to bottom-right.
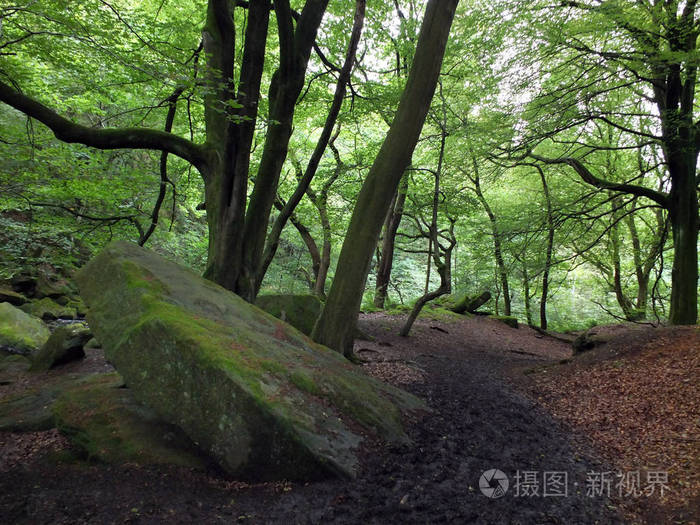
{"left": 1, "top": 0, "right": 698, "bottom": 333}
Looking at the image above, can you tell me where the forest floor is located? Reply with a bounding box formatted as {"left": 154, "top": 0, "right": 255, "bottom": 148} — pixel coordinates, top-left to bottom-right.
{"left": 0, "top": 312, "right": 697, "bottom": 524}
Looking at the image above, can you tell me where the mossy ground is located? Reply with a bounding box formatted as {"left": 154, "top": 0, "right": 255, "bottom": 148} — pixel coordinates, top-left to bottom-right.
{"left": 20, "top": 297, "right": 77, "bottom": 320}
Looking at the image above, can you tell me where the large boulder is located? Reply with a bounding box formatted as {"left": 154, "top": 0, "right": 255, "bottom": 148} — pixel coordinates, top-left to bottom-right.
{"left": 0, "top": 302, "right": 50, "bottom": 355}
{"left": 76, "top": 241, "right": 425, "bottom": 480}
{"left": 255, "top": 294, "right": 322, "bottom": 336}
{"left": 30, "top": 324, "right": 92, "bottom": 371}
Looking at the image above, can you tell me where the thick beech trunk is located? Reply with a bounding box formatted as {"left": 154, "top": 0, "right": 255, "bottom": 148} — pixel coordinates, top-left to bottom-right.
{"left": 667, "top": 164, "right": 699, "bottom": 324}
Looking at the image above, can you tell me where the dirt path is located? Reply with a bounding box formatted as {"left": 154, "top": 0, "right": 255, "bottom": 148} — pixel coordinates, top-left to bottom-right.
{"left": 1, "top": 314, "right": 624, "bottom": 524}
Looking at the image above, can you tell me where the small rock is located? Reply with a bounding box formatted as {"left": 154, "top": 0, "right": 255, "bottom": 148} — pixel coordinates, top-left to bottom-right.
{"left": 572, "top": 330, "right": 606, "bottom": 354}
{"left": 489, "top": 315, "right": 519, "bottom": 329}
{"left": 20, "top": 297, "right": 77, "bottom": 321}
{"left": 30, "top": 325, "right": 92, "bottom": 371}
{"left": 0, "top": 288, "right": 27, "bottom": 306}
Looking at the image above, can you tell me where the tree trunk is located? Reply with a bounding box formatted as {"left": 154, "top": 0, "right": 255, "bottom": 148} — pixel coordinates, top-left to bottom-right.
{"left": 401, "top": 102, "right": 453, "bottom": 337}
{"left": 469, "top": 156, "right": 511, "bottom": 316}
{"left": 652, "top": 2, "right": 698, "bottom": 324}
{"left": 373, "top": 175, "right": 408, "bottom": 308}
{"left": 668, "top": 170, "right": 699, "bottom": 324}
{"left": 236, "top": 0, "right": 330, "bottom": 302}
{"left": 312, "top": 0, "right": 458, "bottom": 357}
{"left": 258, "top": 0, "right": 365, "bottom": 296}
{"left": 536, "top": 167, "right": 554, "bottom": 329}
{"left": 521, "top": 261, "right": 533, "bottom": 325}
{"left": 312, "top": 191, "right": 333, "bottom": 299}
{"left": 626, "top": 210, "right": 647, "bottom": 318}
{"left": 202, "top": 0, "right": 268, "bottom": 292}
{"left": 272, "top": 198, "right": 321, "bottom": 292}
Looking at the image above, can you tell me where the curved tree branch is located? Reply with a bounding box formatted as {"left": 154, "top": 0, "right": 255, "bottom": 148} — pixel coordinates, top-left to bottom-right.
{"left": 0, "top": 80, "right": 209, "bottom": 173}
{"left": 529, "top": 152, "right": 670, "bottom": 208}
{"left": 257, "top": 0, "right": 365, "bottom": 293}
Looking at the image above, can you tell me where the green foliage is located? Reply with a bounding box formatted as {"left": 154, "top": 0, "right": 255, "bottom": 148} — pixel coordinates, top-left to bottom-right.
{"left": 1, "top": 0, "right": 691, "bottom": 328}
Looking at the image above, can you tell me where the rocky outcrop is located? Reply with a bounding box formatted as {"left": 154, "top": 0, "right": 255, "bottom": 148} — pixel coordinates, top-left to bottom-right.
{"left": 0, "top": 302, "right": 50, "bottom": 355}
{"left": 76, "top": 242, "right": 425, "bottom": 480}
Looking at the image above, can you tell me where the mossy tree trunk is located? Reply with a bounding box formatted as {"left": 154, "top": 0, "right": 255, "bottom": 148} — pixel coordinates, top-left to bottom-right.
{"left": 312, "top": 0, "right": 459, "bottom": 357}
{"left": 665, "top": 133, "right": 699, "bottom": 324}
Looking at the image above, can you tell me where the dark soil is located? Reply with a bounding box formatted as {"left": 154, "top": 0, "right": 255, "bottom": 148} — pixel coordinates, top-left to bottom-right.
{"left": 1, "top": 314, "right": 629, "bottom": 524}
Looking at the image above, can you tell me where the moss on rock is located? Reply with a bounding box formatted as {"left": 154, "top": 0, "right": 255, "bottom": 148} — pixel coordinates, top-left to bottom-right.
{"left": 20, "top": 297, "right": 76, "bottom": 321}
{"left": 53, "top": 373, "right": 209, "bottom": 469}
{"left": 255, "top": 294, "right": 321, "bottom": 336}
{"left": 30, "top": 325, "right": 92, "bottom": 371}
{"left": 76, "top": 241, "right": 427, "bottom": 480}
{"left": 0, "top": 302, "right": 50, "bottom": 355}
{"left": 490, "top": 315, "right": 519, "bottom": 329}
{"left": 0, "top": 288, "right": 27, "bottom": 306}
{"left": 0, "top": 373, "right": 114, "bottom": 431}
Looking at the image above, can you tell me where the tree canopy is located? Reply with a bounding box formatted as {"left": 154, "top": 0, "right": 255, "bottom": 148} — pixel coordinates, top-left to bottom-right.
{"left": 1, "top": 0, "right": 697, "bottom": 353}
